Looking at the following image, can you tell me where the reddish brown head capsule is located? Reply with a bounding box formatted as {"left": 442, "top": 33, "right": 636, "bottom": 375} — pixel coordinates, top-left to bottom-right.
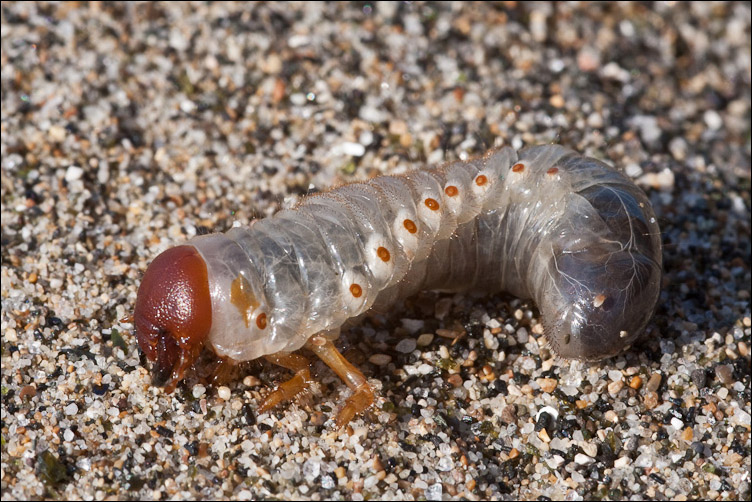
{"left": 134, "top": 245, "right": 212, "bottom": 392}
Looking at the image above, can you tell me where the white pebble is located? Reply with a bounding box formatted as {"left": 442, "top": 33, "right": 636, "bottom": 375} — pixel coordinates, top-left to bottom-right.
{"left": 483, "top": 330, "right": 498, "bottom": 350}
{"left": 625, "top": 163, "right": 643, "bottom": 178}
{"left": 516, "top": 327, "right": 529, "bottom": 344}
{"left": 703, "top": 110, "right": 723, "bottom": 131}
{"left": 546, "top": 455, "right": 565, "bottom": 469}
{"left": 64, "top": 403, "right": 79, "bottom": 415}
{"left": 218, "top": 386, "right": 231, "bottom": 400}
{"left": 192, "top": 384, "right": 206, "bottom": 398}
{"left": 575, "top": 453, "right": 595, "bottom": 465}
{"left": 670, "top": 417, "right": 684, "bottom": 430}
{"left": 340, "top": 142, "right": 366, "bottom": 157}
{"left": 49, "top": 125, "right": 66, "bottom": 142}
{"left": 426, "top": 483, "right": 443, "bottom": 501}
{"left": 418, "top": 363, "right": 434, "bottom": 375}
{"left": 608, "top": 370, "right": 623, "bottom": 382}
{"left": 731, "top": 408, "right": 751, "bottom": 427}
{"left": 64, "top": 429, "right": 75, "bottom": 442}
{"left": 614, "top": 456, "right": 631, "bottom": 468}
{"left": 65, "top": 165, "right": 84, "bottom": 182}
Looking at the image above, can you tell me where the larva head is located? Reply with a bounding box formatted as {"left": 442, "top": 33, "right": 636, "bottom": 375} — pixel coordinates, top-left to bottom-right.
{"left": 134, "top": 245, "right": 212, "bottom": 392}
{"left": 541, "top": 247, "right": 661, "bottom": 361}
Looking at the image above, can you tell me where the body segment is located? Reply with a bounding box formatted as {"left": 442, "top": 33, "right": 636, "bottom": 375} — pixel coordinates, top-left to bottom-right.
{"left": 134, "top": 145, "right": 663, "bottom": 423}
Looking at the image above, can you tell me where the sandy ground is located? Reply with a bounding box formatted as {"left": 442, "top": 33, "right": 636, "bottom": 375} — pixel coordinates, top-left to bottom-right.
{"left": 2, "top": 2, "right": 750, "bottom": 500}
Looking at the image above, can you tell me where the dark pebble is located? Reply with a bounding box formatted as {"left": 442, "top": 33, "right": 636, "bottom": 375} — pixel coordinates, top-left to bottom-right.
{"left": 691, "top": 369, "right": 707, "bottom": 388}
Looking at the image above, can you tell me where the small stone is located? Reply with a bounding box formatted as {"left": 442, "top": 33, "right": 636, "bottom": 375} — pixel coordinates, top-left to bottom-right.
{"left": 436, "top": 328, "right": 461, "bottom": 339}
{"left": 691, "top": 369, "right": 707, "bottom": 389}
{"left": 730, "top": 408, "right": 751, "bottom": 428}
{"left": 501, "top": 405, "right": 517, "bottom": 424}
{"left": 607, "top": 380, "right": 625, "bottom": 395}
{"left": 426, "top": 482, "right": 443, "bottom": 501}
{"left": 243, "top": 375, "right": 262, "bottom": 387}
{"left": 369, "top": 354, "right": 392, "bottom": 366}
{"left": 669, "top": 137, "right": 688, "bottom": 161}
{"left": 192, "top": 384, "right": 207, "bottom": 398}
{"left": 537, "top": 378, "right": 558, "bottom": 393}
{"left": 401, "top": 319, "right": 424, "bottom": 334}
{"left": 303, "top": 457, "right": 321, "bottom": 482}
{"left": 335, "top": 466, "right": 347, "bottom": 479}
{"left": 217, "top": 386, "right": 231, "bottom": 400}
{"left": 417, "top": 334, "right": 434, "bottom": 347}
{"left": 644, "top": 391, "right": 660, "bottom": 409}
{"left": 65, "top": 165, "right": 84, "bottom": 182}
{"left": 64, "top": 403, "right": 78, "bottom": 415}
{"left": 715, "top": 364, "right": 734, "bottom": 385}
{"left": 614, "top": 456, "right": 631, "bottom": 468}
{"left": 682, "top": 427, "right": 694, "bottom": 441}
{"left": 19, "top": 385, "right": 36, "bottom": 399}
{"left": 581, "top": 443, "right": 598, "bottom": 457}
{"left": 646, "top": 372, "right": 662, "bottom": 392}
{"left": 340, "top": 142, "right": 365, "bottom": 157}
{"left": 608, "top": 370, "right": 623, "bottom": 382}
{"left": 538, "top": 428, "right": 551, "bottom": 442}
{"left": 49, "top": 125, "right": 66, "bottom": 142}
{"left": 549, "top": 94, "right": 565, "bottom": 108}
{"left": 508, "top": 448, "right": 520, "bottom": 459}
{"left": 516, "top": 328, "right": 529, "bottom": 345}
{"left": 703, "top": 110, "right": 723, "bottom": 131}
{"left": 575, "top": 453, "right": 595, "bottom": 465}
{"left": 395, "top": 338, "right": 417, "bottom": 354}
{"left": 604, "top": 410, "right": 619, "bottom": 423}
{"left": 629, "top": 376, "right": 643, "bottom": 389}
{"left": 625, "top": 163, "right": 643, "bottom": 178}
{"left": 446, "top": 374, "right": 463, "bottom": 388}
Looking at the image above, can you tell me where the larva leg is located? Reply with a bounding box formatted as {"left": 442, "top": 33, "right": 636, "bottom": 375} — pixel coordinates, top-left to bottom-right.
{"left": 306, "top": 335, "right": 374, "bottom": 428}
{"left": 259, "top": 353, "right": 313, "bottom": 413}
{"left": 209, "top": 355, "right": 237, "bottom": 387}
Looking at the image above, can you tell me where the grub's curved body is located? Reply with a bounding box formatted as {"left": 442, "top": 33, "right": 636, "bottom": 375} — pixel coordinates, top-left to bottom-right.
{"left": 134, "top": 145, "right": 662, "bottom": 422}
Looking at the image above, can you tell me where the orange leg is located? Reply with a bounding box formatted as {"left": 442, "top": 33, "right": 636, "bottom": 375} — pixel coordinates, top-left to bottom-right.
{"left": 306, "top": 335, "right": 374, "bottom": 428}
{"left": 259, "top": 353, "right": 313, "bottom": 413}
{"left": 209, "top": 355, "right": 237, "bottom": 387}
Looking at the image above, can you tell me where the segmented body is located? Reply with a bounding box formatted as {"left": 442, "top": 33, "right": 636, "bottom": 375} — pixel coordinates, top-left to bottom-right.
{"left": 186, "top": 145, "right": 662, "bottom": 363}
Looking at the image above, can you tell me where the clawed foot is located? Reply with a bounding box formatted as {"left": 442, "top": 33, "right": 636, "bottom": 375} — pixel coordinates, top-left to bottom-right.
{"left": 259, "top": 368, "right": 313, "bottom": 412}
{"left": 259, "top": 354, "right": 313, "bottom": 413}
{"left": 335, "top": 384, "right": 375, "bottom": 428}
{"left": 260, "top": 336, "right": 375, "bottom": 428}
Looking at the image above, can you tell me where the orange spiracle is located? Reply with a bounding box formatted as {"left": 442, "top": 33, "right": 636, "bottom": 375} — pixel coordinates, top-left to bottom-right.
{"left": 424, "top": 198, "right": 440, "bottom": 210}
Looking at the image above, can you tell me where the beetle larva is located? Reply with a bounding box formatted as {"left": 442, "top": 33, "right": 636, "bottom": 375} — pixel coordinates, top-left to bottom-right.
{"left": 134, "top": 144, "right": 662, "bottom": 426}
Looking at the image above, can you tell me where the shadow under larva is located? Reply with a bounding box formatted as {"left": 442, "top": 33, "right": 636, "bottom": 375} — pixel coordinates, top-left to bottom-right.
{"left": 133, "top": 144, "right": 662, "bottom": 427}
